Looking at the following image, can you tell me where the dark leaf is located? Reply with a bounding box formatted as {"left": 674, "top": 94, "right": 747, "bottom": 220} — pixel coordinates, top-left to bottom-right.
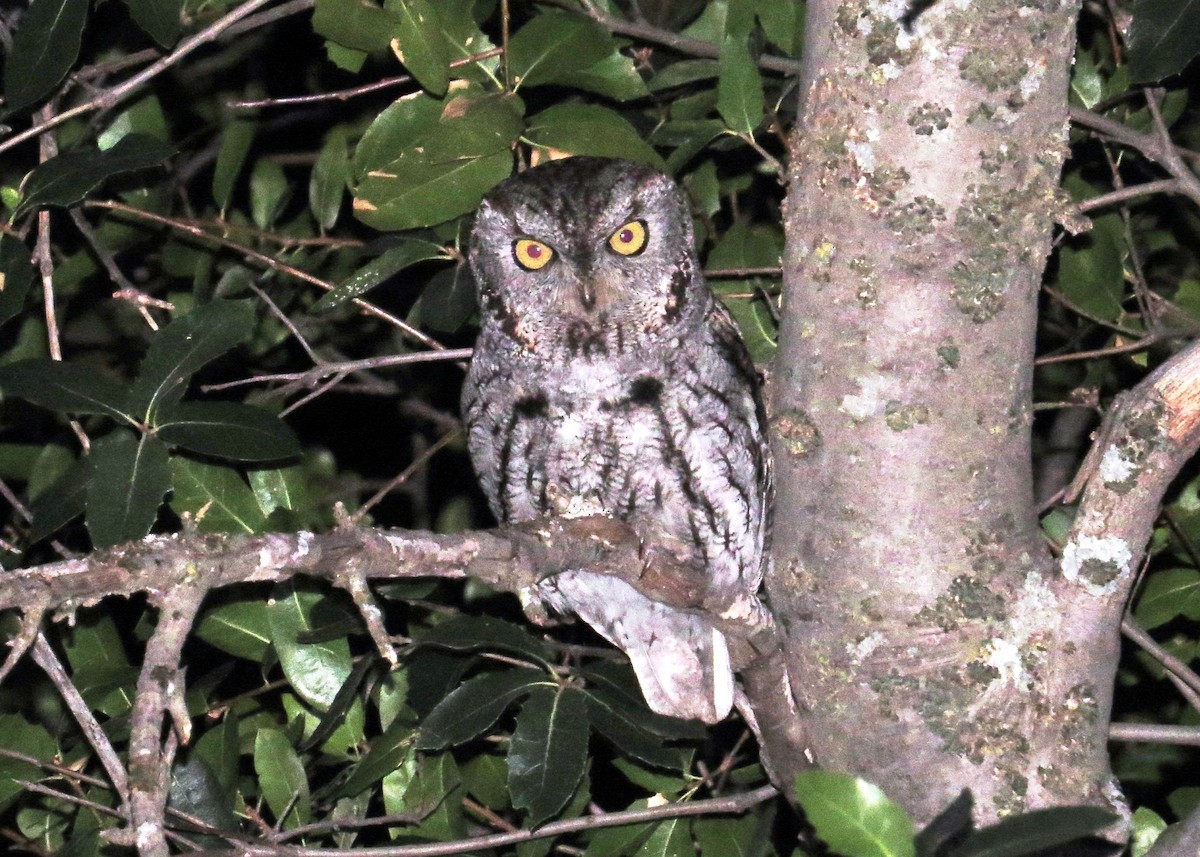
{"left": 954, "top": 807, "right": 1121, "bottom": 857}
{"left": 15, "top": 134, "right": 172, "bottom": 218}
{"left": 168, "top": 755, "right": 240, "bottom": 852}
{"left": 85, "top": 431, "right": 170, "bottom": 548}
{"left": 508, "top": 686, "right": 589, "bottom": 826}
{"left": 311, "top": 238, "right": 448, "bottom": 312}
{"left": 312, "top": 0, "right": 400, "bottom": 51}
{"left": 3, "top": 0, "right": 89, "bottom": 114}
{"left": 415, "top": 614, "right": 555, "bottom": 661}
{"left": 29, "top": 457, "right": 89, "bottom": 542}
{"left": 794, "top": 771, "right": 915, "bottom": 857}
{"left": 1134, "top": 567, "right": 1200, "bottom": 629}
{"left": 328, "top": 715, "right": 418, "bottom": 802}
{"left": 1127, "top": 0, "right": 1200, "bottom": 83}
{"left": 213, "top": 121, "right": 255, "bottom": 212}
{"left": 581, "top": 662, "right": 706, "bottom": 741}
{"left": 0, "top": 359, "right": 130, "bottom": 420}
{"left": 585, "top": 689, "right": 680, "bottom": 769}
{"left": 415, "top": 262, "right": 477, "bottom": 333}
{"left": 0, "top": 238, "right": 35, "bottom": 328}
{"left": 310, "top": 127, "right": 350, "bottom": 231}
{"left": 915, "top": 790, "right": 973, "bottom": 857}
{"left": 301, "top": 654, "right": 377, "bottom": 752}
{"left": 125, "top": 300, "right": 256, "bottom": 418}
{"left": 156, "top": 402, "right": 300, "bottom": 462}
{"left": 417, "top": 669, "right": 545, "bottom": 749}
{"left": 121, "top": 0, "right": 183, "bottom": 47}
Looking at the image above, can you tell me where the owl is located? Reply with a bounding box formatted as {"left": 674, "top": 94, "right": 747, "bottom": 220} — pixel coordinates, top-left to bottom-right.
{"left": 461, "top": 157, "right": 772, "bottom": 723}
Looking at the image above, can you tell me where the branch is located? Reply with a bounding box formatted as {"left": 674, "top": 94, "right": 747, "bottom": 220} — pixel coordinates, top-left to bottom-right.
{"left": 230, "top": 784, "right": 778, "bottom": 856}
{"left": 0, "top": 0, "right": 281, "bottom": 158}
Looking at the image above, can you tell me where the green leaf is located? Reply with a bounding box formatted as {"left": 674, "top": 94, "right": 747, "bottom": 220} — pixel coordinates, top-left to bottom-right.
{"left": 955, "top": 807, "right": 1120, "bottom": 857}
{"left": 1053, "top": 210, "right": 1125, "bottom": 322}
{"left": 0, "top": 359, "right": 130, "bottom": 420}
{"left": 403, "top": 752, "right": 467, "bottom": 840}
{"left": 125, "top": 299, "right": 257, "bottom": 418}
{"left": 354, "top": 92, "right": 443, "bottom": 175}
{"left": 330, "top": 715, "right": 418, "bottom": 801}
{"left": 267, "top": 580, "right": 354, "bottom": 711}
{"left": 556, "top": 52, "right": 651, "bottom": 101}
{"left": 156, "top": 402, "right": 300, "bottom": 462}
{"left": 635, "top": 816, "right": 695, "bottom": 857}
{"left": 14, "top": 134, "right": 172, "bottom": 219}
{"left": 2, "top": 0, "right": 90, "bottom": 114}
{"left": 1130, "top": 806, "right": 1168, "bottom": 857}
{"left": 254, "top": 728, "right": 312, "bottom": 829}
{"left": 755, "top": 0, "right": 802, "bottom": 56}
{"left": 312, "top": 238, "right": 448, "bottom": 311}
{"left": 391, "top": 0, "right": 450, "bottom": 95}
{"left": 794, "top": 771, "right": 915, "bottom": 857}
{"left": 1134, "top": 567, "right": 1200, "bottom": 629}
{"left": 1127, "top": 0, "right": 1200, "bottom": 83}
{"left": 414, "top": 262, "right": 477, "bottom": 333}
{"left": 525, "top": 104, "right": 665, "bottom": 168}
{"left": 508, "top": 686, "right": 589, "bottom": 826}
{"left": 122, "top": 0, "right": 184, "bottom": 47}
{"left": 169, "top": 457, "right": 268, "bottom": 534}
{"left": 29, "top": 457, "right": 89, "bottom": 542}
{"left": 313, "top": 0, "right": 400, "bottom": 51}
{"left": 0, "top": 715, "right": 58, "bottom": 812}
{"left": 62, "top": 613, "right": 138, "bottom": 715}
{"left": 213, "top": 121, "right": 255, "bottom": 212}
{"left": 0, "top": 237, "right": 35, "bottom": 328}
{"left": 310, "top": 128, "right": 350, "bottom": 231}
{"left": 717, "top": 34, "right": 764, "bottom": 135}
{"left": 250, "top": 159, "right": 289, "bottom": 229}
{"left": 417, "top": 669, "right": 545, "bottom": 749}
{"left": 194, "top": 597, "right": 272, "bottom": 661}
{"left": 353, "top": 90, "right": 523, "bottom": 230}
{"left": 85, "top": 431, "right": 170, "bottom": 548}
{"left": 507, "top": 10, "right": 616, "bottom": 90}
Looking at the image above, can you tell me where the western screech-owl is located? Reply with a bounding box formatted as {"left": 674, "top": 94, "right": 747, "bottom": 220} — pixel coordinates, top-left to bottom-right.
{"left": 461, "top": 157, "right": 772, "bottom": 723}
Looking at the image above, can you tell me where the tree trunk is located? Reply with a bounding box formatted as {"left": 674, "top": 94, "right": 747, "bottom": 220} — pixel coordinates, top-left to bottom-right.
{"left": 768, "top": 0, "right": 1110, "bottom": 824}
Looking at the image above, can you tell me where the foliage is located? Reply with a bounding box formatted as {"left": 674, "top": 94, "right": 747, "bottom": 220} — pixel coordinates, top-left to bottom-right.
{"left": 0, "top": 0, "right": 1192, "bottom": 855}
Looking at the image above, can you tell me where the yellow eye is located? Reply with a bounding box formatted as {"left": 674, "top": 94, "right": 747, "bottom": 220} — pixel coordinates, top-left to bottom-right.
{"left": 513, "top": 238, "right": 554, "bottom": 271}
{"left": 608, "top": 220, "right": 648, "bottom": 256}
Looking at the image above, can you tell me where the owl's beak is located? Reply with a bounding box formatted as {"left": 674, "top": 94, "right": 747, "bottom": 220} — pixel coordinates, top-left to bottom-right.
{"left": 577, "top": 281, "right": 597, "bottom": 312}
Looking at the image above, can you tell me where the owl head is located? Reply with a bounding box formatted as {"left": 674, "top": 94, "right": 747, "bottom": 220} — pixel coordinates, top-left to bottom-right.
{"left": 469, "top": 157, "right": 705, "bottom": 359}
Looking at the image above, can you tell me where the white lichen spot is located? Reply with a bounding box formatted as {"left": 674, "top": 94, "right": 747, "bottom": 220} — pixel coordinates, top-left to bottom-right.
{"left": 1061, "top": 535, "right": 1133, "bottom": 596}
{"left": 848, "top": 630, "right": 884, "bottom": 663}
{"left": 136, "top": 822, "right": 159, "bottom": 848}
{"left": 984, "top": 637, "right": 1024, "bottom": 686}
{"left": 841, "top": 374, "right": 893, "bottom": 420}
{"left": 1099, "top": 445, "right": 1137, "bottom": 484}
{"left": 866, "top": 0, "right": 909, "bottom": 20}
{"left": 878, "top": 61, "right": 903, "bottom": 81}
{"left": 844, "top": 139, "right": 876, "bottom": 173}
{"left": 895, "top": 28, "right": 915, "bottom": 51}
{"left": 296, "top": 530, "right": 313, "bottom": 556}
{"left": 1019, "top": 58, "right": 1047, "bottom": 101}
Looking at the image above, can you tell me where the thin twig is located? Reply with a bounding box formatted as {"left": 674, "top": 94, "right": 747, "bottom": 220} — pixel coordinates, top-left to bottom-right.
{"left": 203, "top": 349, "right": 474, "bottom": 395}
{"left": 1075, "top": 178, "right": 1182, "bottom": 213}
{"left": 30, "top": 634, "right": 130, "bottom": 803}
{"left": 0, "top": 0, "right": 278, "bottom": 158}
{"left": 1122, "top": 617, "right": 1200, "bottom": 703}
{"left": 233, "top": 784, "right": 778, "bottom": 856}
{"left": 86, "top": 199, "right": 448, "bottom": 352}
{"left": 1108, "top": 723, "right": 1200, "bottom": 746}
{"left": 351, "top": 428, "right": 463, "bottom": 523}
{"left": 229, "top": 48, "right": 504, "bottom": 110}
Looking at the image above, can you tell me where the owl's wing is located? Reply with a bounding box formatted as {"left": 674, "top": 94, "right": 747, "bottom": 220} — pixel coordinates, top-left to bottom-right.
{"left": 537, "top": 570, "right": 734, "bottom": 723}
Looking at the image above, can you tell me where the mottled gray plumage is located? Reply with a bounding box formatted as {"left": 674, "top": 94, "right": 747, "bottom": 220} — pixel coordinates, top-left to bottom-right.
{"left": 461, "top": 157, "right": 771, "bottom": 722}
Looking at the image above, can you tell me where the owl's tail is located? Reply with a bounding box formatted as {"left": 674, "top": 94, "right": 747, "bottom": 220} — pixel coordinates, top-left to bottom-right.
{"left": 536, "top": 570, "right": 735, "bottom": 723}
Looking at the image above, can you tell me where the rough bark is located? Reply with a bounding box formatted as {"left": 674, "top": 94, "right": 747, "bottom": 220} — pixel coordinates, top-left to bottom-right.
{"left": 770, "top": 0, "right": 1092, "bottom": 823}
